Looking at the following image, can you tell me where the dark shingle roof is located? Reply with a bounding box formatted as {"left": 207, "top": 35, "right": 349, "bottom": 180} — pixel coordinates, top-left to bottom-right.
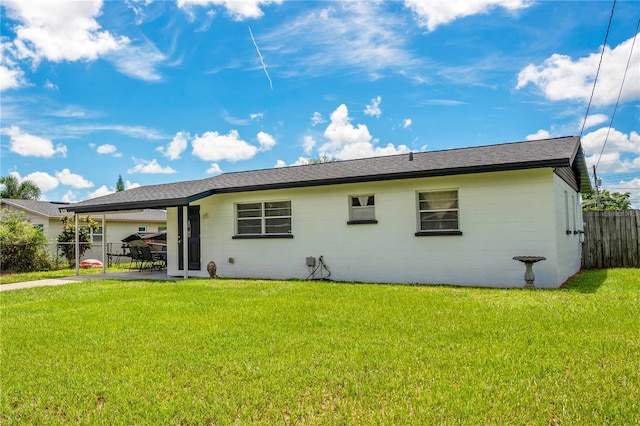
{"left": 0, "top": 199, "right": 70, "bottom": 218}
{"left": 64, "top": 136, "right": 590, "bottom": 214}
{"left": 1, "top": 199, "right": 166, "bottom": 221}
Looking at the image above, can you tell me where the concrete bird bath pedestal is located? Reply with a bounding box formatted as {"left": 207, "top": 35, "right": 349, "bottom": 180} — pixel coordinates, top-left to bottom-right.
{"left": 513, "top": 256, "right": 546, "bottom": 289}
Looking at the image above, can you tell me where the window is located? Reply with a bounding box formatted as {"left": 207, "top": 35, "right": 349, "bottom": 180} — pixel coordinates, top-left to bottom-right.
{"left": 416, "top": 190, "right": 461, "bottom": 236}
{"left": 234, "top": 201, "right": 292, "bottom": 238}
{"left": 158, "top": 226, "right": 167, "bottom": 232}
{"left": 33, "top": 224, "right": 44, "bottom": 232}
{"left": 348, "top": 195, "right": 377, "bottom": 224}
{"left": 564, "top": 191, "right": 570, "bottom": 234}
{"left": 571, "top": 194, "right": 577, "bottom": 233}
{"left": 138, "top": 226, "right": 147, "bottom": 232}
{"left": 92, "top": 226, "right": 103, "bottom": 243}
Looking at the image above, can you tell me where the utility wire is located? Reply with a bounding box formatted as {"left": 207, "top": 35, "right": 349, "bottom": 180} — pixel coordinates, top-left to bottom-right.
{"left": 595, "top": 18, "right": 640, "bottom": 170}
{"left": 580, "top": 0, "right": 616, "bottom": 139}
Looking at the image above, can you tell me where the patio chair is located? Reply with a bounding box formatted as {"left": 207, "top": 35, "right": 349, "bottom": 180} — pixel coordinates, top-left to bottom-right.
{"left": 129, "top": 247, "right": 144, "bottom": 270}
{"left": 140, "top": 246, "right": 163, "bottom": 270}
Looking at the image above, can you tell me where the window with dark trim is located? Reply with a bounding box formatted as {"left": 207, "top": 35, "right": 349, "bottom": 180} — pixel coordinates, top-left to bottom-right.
{"left": 348, "top": 194, "right": 377, "bottom": 224}
{"left": 234, "top": 201, "right": 292, "bottom": 238}
{"left": 416, "top": 190, "right": 461, "bottom": 236}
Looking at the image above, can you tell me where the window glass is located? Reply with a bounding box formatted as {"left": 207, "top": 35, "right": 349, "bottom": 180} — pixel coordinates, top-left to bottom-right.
{"left": 349, "top": 195, "right": 375, "bottom": 221}
{"left": 93, "top": 226, "right": 103, "bottom": 243}
{"left": 418, "top": 190, "right": 459, "bottom": 231}
{"left": 237, "top": 201, "right": 291, "bottom": 235}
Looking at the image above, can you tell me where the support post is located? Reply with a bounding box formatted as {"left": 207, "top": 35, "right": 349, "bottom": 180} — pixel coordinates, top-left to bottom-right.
{"left": 183, "top": 205, "right": 188, "bottom": 279}
{"left": 75, "top": 214, "right": 80, "bottom": 276}
{"left": 102, "top": 214, "right": 106, "bottom": 274}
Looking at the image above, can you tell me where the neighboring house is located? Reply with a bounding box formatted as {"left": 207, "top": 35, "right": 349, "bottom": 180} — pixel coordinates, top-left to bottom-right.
{"left": 0, "top": 199, "right": 167, "bottom": 258}
{"left": 64, "top": 136, "right": 590, "bottom": 288}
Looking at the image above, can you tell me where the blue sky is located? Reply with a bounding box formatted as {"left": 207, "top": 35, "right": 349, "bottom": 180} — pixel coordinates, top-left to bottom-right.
{"left": 1, "top": 0, "right": 639, "bottom": 206}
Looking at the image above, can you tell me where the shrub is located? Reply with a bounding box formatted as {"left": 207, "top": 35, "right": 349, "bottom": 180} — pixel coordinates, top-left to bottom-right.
{"left": 56, "top": 215, "right": 98, "bottom": 268}
{"left": 0, "top": 209, "right": 52, "bottom": 273}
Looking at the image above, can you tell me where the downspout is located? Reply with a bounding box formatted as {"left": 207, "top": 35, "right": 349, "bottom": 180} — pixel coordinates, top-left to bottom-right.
{"left": 75, "top": 213, "right": 80, "bottom": 276}
{"left": 183, "top": 205, "right": 189, "bottom": 279}
{"left": 101, "top": 214, "right": 106, "bottom": 274}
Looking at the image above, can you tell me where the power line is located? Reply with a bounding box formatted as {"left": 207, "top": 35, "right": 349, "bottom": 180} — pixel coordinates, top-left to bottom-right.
{"left": 580, "top": 0, "right": 616, "bottom": 139}
{"left": 595, "top": 17, "right": 640, "bottom": 170}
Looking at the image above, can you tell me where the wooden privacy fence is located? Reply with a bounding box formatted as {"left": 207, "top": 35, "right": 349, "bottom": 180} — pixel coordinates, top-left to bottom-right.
{"left": 582, "top": 209, "right": 640, "bottom": 269}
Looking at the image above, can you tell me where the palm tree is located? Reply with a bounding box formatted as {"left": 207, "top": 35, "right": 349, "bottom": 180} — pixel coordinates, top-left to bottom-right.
{"left": 0, "top": 176, "right": 42, "bottom": 200}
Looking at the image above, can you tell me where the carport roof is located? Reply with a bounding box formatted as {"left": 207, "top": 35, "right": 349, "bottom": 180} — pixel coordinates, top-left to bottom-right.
{"left": 63, "top": 136, "right": 590, "bottom": 214}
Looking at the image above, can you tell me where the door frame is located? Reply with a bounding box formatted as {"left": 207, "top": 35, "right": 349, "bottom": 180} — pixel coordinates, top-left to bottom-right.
{"left": 178, "top": 205, "right": 201, "bottom": 271}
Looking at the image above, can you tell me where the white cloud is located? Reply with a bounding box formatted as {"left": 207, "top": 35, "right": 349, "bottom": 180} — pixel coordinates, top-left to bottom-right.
{"left": 610, "top": 178, "right": 640, "bottom": 208}
{"left": 192, "top": 130, "right": 258, "bottom": 162}
{"left": 526, "top": 129, "right": 551, "bottom": 141}
{"left": 61, "top": 190, "right": 77, "bottom": 203}
{"left": 583, "top": 128, "right": 640, "bottom": 173}
{"left": 581, "top": 114, "right": 608, "bottom": 131}
{"left": 106, "top": 41, "right": 166, "bottom": 82}
{"left": 250, "top": 112, "right": 264, "bottom": 121}
{"left": 3, "top": 0, "right": 129, "bottom": 65}
{"left": 58, "top": 124, "right": 168, "bottom": 140}
{"left": 0, "top": 64, "right": 27, "bottom": 91}
{"left": 128, "top": 158, "right": 177, "bottom": 174}
{"left": 3, "top": 125, "right": 67, "bottom": 157}
{"left": 259, "top": 2, "right": 423, "bottom": 79}
{"left": 405, "top": 0, "right": 531, "bottom": 31}
{"left": 10, "top": 170, "right": 59, "bottom": 192}
{"left": 125, "top": 0, "right": 153, "bottom": 25}
{"left": 582, "top": 128, "right": 640, "bottom": 156}
{"left": 157, "top": 131, "right": 189, "bottom": 160}
{"left": 364, "top": 96, "right": 382, "bottom": 118}
{"left": 319, "top": 104, "right": 410, "bottom": 160}
{"left": 56, "top": 168, "right": 94, "bottom": 188}
{"left": 402, "top": 118, "right": 412, "bottom": 128}
{"left": 274, "top": 157, "right": 311, "bottom": 168}
{"left": 87, "top": 185, "right": 114, "bottom": 199}
{"left": 303, "top": 135, "right": 316, "bottom": 154}
{"left": 96, "top": 144, "right": 117, "bottom": 154}
{"left": 44, "top": 79, "right": 58, "bottom": 90}
{"left": 177, "top": 0, "right": 283, "bottom": 21}
{"left": 256, "top": 131, "right": 276, "bottom": 151}
{"left": 311, "top": 112, "right": 325, "bottom": 126}
{"left": 125, "top": 180, "right": 141, "bottom": 190}
{"left": 517, "top": 35, "right": 640, "bottom": 106}
{"left": 206, "top": 163, "right": 223, "bottom": 174}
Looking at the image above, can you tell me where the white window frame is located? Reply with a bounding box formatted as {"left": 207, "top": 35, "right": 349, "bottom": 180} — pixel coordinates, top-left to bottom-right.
{"left": 416, "top": 189, "right": 461, "bottom": 236}
{"left": 348, "top": 194, "right": 377, "bottom": 224}
{"left": 83, "top": 225, "right": 102, "bottom": 243}
{"left": 234, "top": 200, "right": 292, "bottom": 238}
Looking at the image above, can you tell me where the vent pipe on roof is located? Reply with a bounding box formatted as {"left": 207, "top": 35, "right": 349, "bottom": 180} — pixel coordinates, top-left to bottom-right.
{"left": 409, "top": 152, "right": 414, "bottom": 161}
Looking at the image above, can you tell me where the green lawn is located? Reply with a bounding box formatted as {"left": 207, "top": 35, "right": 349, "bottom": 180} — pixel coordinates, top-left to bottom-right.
{"left": 1, "top": 269, "right": 639, "bottom": 424}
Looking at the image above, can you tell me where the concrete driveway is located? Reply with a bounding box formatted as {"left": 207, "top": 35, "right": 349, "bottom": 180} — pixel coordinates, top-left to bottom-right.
{"left": 0, "top": 270, "right": 180, "bottom": 291}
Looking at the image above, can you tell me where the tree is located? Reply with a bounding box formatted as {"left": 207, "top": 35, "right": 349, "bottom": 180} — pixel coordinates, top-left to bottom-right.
{"left": 582, "top": 189, "right": 631, "bottom": 210}
{"left": 307, "top": 154, "right": 337, "bottom": 164}
{"left": 0, "top": 175, "right": 42, "bottom": 200}
{"left": 56, "top": 215, "right": 99, "bottom": 267}
{"left": 116, "top": 174, "right": 125, "bottom": 192}
{"left": 0, "top": 209, "right": 52, "bottom": 272}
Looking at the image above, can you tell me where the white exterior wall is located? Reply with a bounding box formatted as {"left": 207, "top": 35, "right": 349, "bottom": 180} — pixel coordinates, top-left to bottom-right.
{"left": 167, "top": 168, "right": 577, "bottom": 287}
{"left": 552, "top": 174, "right": 584, "bottom": 285}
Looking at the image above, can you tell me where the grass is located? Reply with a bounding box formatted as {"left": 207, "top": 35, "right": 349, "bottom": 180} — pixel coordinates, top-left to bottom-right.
{"left": 1, "top": 269, "right": 639, "bottom": 424}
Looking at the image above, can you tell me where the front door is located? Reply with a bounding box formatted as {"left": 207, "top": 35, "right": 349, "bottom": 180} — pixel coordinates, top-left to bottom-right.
{"left": 178, "top": 206, "right": 201, "bottom": 270}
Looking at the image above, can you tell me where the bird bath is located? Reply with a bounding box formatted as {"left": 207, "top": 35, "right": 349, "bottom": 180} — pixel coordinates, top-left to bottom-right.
{"left": 513, "top": 256, "right": 546, "bottom": 289}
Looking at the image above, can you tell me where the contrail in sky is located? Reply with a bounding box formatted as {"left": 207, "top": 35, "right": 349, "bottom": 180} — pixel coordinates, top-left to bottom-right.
{"left": 248, "top": 26, "right": 273, "bottom": 91}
